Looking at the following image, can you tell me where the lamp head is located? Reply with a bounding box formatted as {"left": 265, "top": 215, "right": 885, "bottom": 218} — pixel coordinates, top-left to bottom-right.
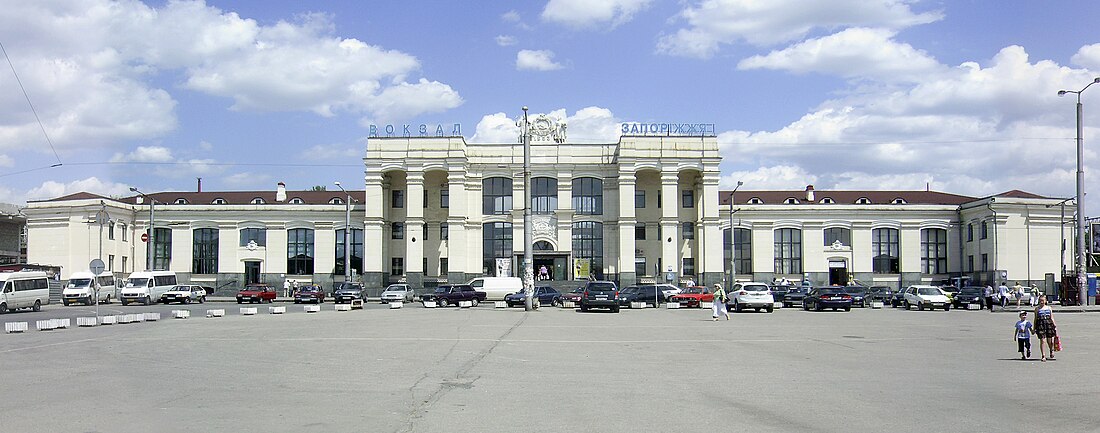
{"left": 333, "top": 181, "right": 341, "bottom": 186}
{"left": 1058, "top": 90, "right": 1068, "bottom": 96}
{"left": 522, "top": 106, "right": 528, "bottom": 112}
{"left": 736, "top": 181, "right": 744, "bottom": 187}
{"left": 1094, "top": 77, "right": 1100, "bottom": 84}
{"left": 129, "top": 187, "right": 138, "bottom": 192}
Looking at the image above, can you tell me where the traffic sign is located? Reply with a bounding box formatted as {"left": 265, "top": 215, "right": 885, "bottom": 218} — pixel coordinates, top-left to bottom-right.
{"left": 89, "top": 259, "right": 105, "bottom": 274}
{"left": 141, "top": 232, "right": 149, "bottom": 242}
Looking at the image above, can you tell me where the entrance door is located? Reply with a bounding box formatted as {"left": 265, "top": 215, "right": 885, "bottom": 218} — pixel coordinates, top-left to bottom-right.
{"left": 828, "top": 260, "right": 848, "bottom": 285}
{"left": 245, "top": 261, "right": 261, "bottom": 285}
{"left": 533, "top": 256, "right": 558, "bottom": 281}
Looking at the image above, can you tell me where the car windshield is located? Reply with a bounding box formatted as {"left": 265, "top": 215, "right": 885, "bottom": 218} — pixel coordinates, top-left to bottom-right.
{"left": 818, "top": 289, "right": 845, "bottom": 295}
{"left": 588, "top": 282, "right": 616, "bottom": 291}
{"left": 385, "top": 286, "right": 405, "bottom": 292}
{"left": 68, "top": 278, "right": 92, "bottom": 288}
{"left": 788, "top": 288, "right": 805, "bottom": 294}
{"left": 683, "top": 287, "right": 704, "bottom": 294}
{"left": 844, "top": 287, "right": 867, "bottom": 294}
{"left": 918, "top": 287, "right": 942, "bottom": 296}
{"left": 620, "top": 287, "right": 640, "bottom": 294}
{"left": 741, "top": 284, "right": 768, "bottom": 292}
{"left": 171, "top": 285, "right": 188, "bottom": 291}
{"left": 434, "top": 287, "right": 449, "bottom": 293}
{"left": 126, "top": 278, "right": 148, "bottom": 288}
{"left": 959, "top": 288, "right": 982, "bottom": 295}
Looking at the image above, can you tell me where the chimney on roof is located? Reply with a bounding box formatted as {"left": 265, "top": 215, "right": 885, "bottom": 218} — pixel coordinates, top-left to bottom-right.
{"left": 276, "top": 182, "right": 287, "bottom": 202}
{"left": 805, "top": 185, "right": 815, "bottom": 202}
{"left": 197, "top": 177, "right": 202, "bottom": 193}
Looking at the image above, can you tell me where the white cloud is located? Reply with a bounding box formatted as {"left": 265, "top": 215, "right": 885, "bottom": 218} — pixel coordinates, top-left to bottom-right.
{"left": 737, "top": 28, "right": 946, "bottom": 83}
{"left": 0, "top": 155, "right": 13, "bottom": 168}
{"left": 517, "top": 50, "right": 564, "bottom": 71}
{"left": 657, "top": 0, "right": 942, "bottom": 58}
{"left": 109, "top": 146, "right": 174, "bottom": 163}
{"left": 470, "top": 113, "right": 520, "bottom": 143}
{"left": 495, "top": 35, "right": 517, "bottom": 46}
{"left": 300, "top": 143, "right": 360, "bottom": 161}
{"left": 541, "top": 0, "right": 652, "bottom": 29}
{"left": 725, "top": 165, "right": 818, "bottom": 191}
{"left": 25, "top": 177, "right": 134, "bottom": 202}
{"left": 502, "top": 10, "right": 522, "bottom": 23}
{"left": 107, "top": 145, "right": 224, "bottom": 179}
{"left": 1071, "top": 43, "right": 1100, "bottom": 70}
{"left": 361, "top": 79, "right": 463, "bottom": 124}
{"left": 222, "top": 172, "right": 273, "bottom": 189}
{"left": 471, "top": 106, "right": 621, "bottom": 143}
{"left": 198, "top": 140, "right": 214, "bottom": 151}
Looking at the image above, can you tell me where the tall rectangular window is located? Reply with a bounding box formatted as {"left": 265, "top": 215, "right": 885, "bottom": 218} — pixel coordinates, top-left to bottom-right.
{"left": 682, "top": 190, "right": 694, "bottom": 208}
{"left": 392, "top": 190, "right": 405, "bottom": 208}
{"left": 483, "top": 222, "right": 513, "bottom": 276}
{"left": 192, "top": 228, "right": 219, "bottom": 274}
{"left": 635, "top": 190, "right": 645, "bottom": 208}
{"left": 240, "top": 228, "right": 267, "bottom": 246}
{"left": 121, "top": 256, "right": 127, "bottom": 273}
{"left": 483, "top": 178, "right": 513, "bottom": 215}
{"left": 392, "top": 222, "right": 404, "bottom": 240}
{"left": 441, "top": 223, "right": 449, "bottom": 240}
{"left": 152, "top": 227, "right": 172, "bottom": 271}
{"left": 531, "top": 177, "right": 558, "bottom": 214}
{"left": 635, "top": 257, "right": 646, "bottom": 276}
{"left": 423, "top": 190, "right": 428, "bottom": 208}
{"left": 980, "top": 221, "right": 989, "bottom": 239}
{"left": 423, "top": 257, "right": 428, "bottom": 275}
{"left": 571, "top": 178, "right": 603, "bottom": 215}
{"left": 440, "top": 258, "right": 448, "bottom": 275}
{"left": 682, "top": 258, "right": 695, "bottom": 276}
{"left": 441, "top": 189, "right": 449, "bottom": 208}
{"left": 391, "top": 258, "right": 404, "bottom": 276}
{"left": 725, "top": 228, "right": 752, "bottom": 275}
{"left": 287, "top": 228, "right": 315, "bottom": 275}
{"left": 773, "top": 228, "right": 802, "bottom": 274}
{"left": 921, "top": 228, "right": 948, "bottom": 274}
{"left": 108, "top": 222, "right": 115, "bottom": 240}
{"left": 334, "top": 228, "right": 363, "bottom": 276}
{"left": 635, "top": 223, "right": 646, "bottom": 240}
{"left": 967, "top": 223, "right": 974, "bottom": 242}
{"left": 981, "top": 253, "right": 988, "bottom": 271}
{"left": 968, "top": 255, "right": 974, "bottom": 272}
{"left": 108, "top": 254, "right": 115, "bottom": 271}
{"left": 872, "top": 228, "right": 900, "bottom": 274}
{"left": 657, "top": 191, "right": 662, "bottom": 208}
{"left": 120, "top": 223, "right": 127, "bottom": 241}
{"left": 682, "top": 222, "right": 695, "bottom": 240}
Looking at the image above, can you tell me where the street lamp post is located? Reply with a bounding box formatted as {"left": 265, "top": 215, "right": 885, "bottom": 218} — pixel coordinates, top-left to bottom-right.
{"left": 334, "top": 181, "right": 356, "bottom": 284}
{"left": 727, "top": 181, "right": 743, "bottom": 286}
{"left": 129, "top": 187, "right": 155, "bottom": 271}
{"left": 1058, "top": 77, "right": 1100, "bottom": 306}
{"left": 520, "top": 107, "right": 535, "bottom": 311}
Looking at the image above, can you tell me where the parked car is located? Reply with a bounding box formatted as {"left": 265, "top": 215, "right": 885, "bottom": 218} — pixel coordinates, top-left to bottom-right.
{"left": 237, "top": 283, "right": 277, "bottom": 304}
{"left": 159, "top": 285, "right": 206, "bottom": 304}
{"left": 421, "top": 284, "right": 486, "bottom": 307}
{"left": 561, "top": 286, "right": 584, "bottom": 304}
{"left": 580, "top": 281, "right": 619, "bottom": 313}
{"left": 902, "top": 285, "right": 951, "bottom": 311}
{"left": 669, "top": 286, "right": 712, "bottom": 308}
{"left": 768, "top": 285, "right": 791, "bottom": 302}
{"left": 380, "top": 284, "right": 415, "bottom": 303}
{"left": 633, "top": 284, "right": 680, "bottom": 302}
{"left": 952, "top": 286, "right": 986, "bottom": 309}
{"left": 618, "top": 285, "right": 663, "bottom": 307}
{"left": 294, "top": 285, "right": 326, "bottom": 304}
{"left": 332, "top": 283, "right": 365, "bottom": 303}
{"left": 802, "top": 288, "right": 853, "bottom": 311}
{"left": 728, "top": 282, "right": 774, "bottom": 313}
{"left": 504, "top": 286, "right": 562, "bottom": 307}
{"left": 782, "top": 287, "right": 809, "bottom": 308}
{"left": 939, "top": 285, "right": 959, "bottom": 303}
{"left": 890, "top": 289, "right": 908, "bottom": 308}
{"left": 843, "top": 286, "right": 869, "bottom": 308}
{"left": 867, "top": 286, "right": 894, "bottom": 305}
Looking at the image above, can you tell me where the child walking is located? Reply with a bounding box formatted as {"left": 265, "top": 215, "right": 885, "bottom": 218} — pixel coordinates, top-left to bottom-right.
{"left": 1014, "top": 311, "right": 1033, "bottom": 360}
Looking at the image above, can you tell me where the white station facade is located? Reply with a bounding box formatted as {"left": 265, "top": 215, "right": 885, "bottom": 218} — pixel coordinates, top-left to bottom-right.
{"left": 24, "top": 118, "right": 1073, "bottom": 295}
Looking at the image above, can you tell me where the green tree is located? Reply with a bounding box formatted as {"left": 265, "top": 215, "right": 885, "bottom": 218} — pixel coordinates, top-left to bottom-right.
{"left": 309, "top": 185, "right": 326, "bottom": 191}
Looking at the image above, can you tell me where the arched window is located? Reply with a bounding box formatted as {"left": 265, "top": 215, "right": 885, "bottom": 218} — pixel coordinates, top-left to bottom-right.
{"left": 287, "top": 228, "right": 314, "bottom": 275}
{"left": 533, "top": 240, "right": 554, "bottom": 251}
{"left": 572, "top": 221, "right": 604, "bottom": 278}
{"left": 289, "top": 197, "right": 304, "bottom": 204}
{"left": 483, "top": 177, "right": 512, "bottom": 215}
{"left": 174, "top": 198, "right": 188, "bottom": 205}
{"left": 855, "top": 197, "right": 871, "bottom": 204}
{"left": 531, "top": 177, "right": 558, "bottom": 214}
{"left": 872, "top": 228, "right": 900, "bottom": 273}
{"left": 192, "top": 228, "right": 218, "bottom": 274}
{"left": 329, "top": 197, "right": 343, "bottom": 205}
{"left": 921, "top": 228, "right": 948, "bottom": 274}
{"left": 892, "top": 198, "right": 907, "bottom": 204}
{"left": 211, "top": 198, "right": 227, "bottom": 205}
{"left": 783, "top": 197, "right": 800, "bottom": 204}
{"left": 748, "top": 197, "right": 763, "bottom": 204}
{"left": 820, "top": 197, "right": 835, "bottom": 204}
{"left": 483, "top": 222, "right": 513, "bottom": 276}
{"left": 251, "top": 197, "right": 266, "bottom": 204}
{"left": 572, "top": 178, "right": 603, "bottom": 215}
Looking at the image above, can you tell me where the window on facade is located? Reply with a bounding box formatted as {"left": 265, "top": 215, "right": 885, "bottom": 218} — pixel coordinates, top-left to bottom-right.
{"left": 392, "top": 222, "right": 404, "bottom": 240}
{"left": 240, "top": 228, "right": 267, "bottom": 246}
{"left": 784, "top": 197, "right": 799, "bottom": 204}
{"left": 635, "top": 257, "right": 646, "bottom": 276}
{"left": 334, "top": 228, "right": 364, "bottom": 276}
{"left": 424, "top": 190, "right": 428, "bottom": 208}
{"left": 682, "top": 258, "right": 696, "bottom": 276}
{"left": 921, "top": 228, "right": 947, "bottom": 274}
{"left": 856, "top": 197, "right": 871, "bottom": 204}
{"left": 212, "top": 198, "right": 226, "bottom": 205}
{"left": 635, "top": 190, "right": 645, "bottom": 208}
{"left": 981, "top": 254, "right": 989, "bottom": 271}
{"left": 153, "top": 227, "right": 172, "bottom": 271}
{"left": 572, "top": 178, "right": 603, "bottom": 215}
{"left": 820, "top": 198, "right": 835, "bottom": 204}
{"left": 251, "top": 197, "right": 266, "bottom": 204}
{"left": 287, "top": 228, "right": 314, "bottom": 275}
{"left": 120, "top": 223, "right": 127, "bottom": 241}
{"left": 423, "top": 258, "right": 428, "bottom": 274}
{"left": 483, "top": 222, "right": 513, "bottom": 277}
{"left": 329, "top": 197, "right": 343, "bottom": 205}
{"left": 192, "top": 228, "right": 219, "bottom": 274}
{"left": 289, "top": 197, "right": 304, "bottom": 204}
{"left": 773, "top": 228, "right": 802, "bottom": 274}
{"left": 440, "top": 223, "right": 448, "bottom": 240}
{"left": 174, "top": 198, "right": 188, "bottom": 204}
{"left": 682, "top": 222, "right": 695, "bottom": 240}
{"left": 981, "top": 221, "right": 989, "bottom": 239}
{"left": 108, "top": 222, "right": 115, "bottom": 240}
{"left": 441, "top": 189, "right": 449, "bottom": 208}
{"left": 121, "top": 256, "right": 127, "bottom": 273}
{"left": 872, "top": 228, "right": 900, "bottom": 273}
{"left": 392, "top": 190, "right": 405, "bottom": 208}
{"left": 534, "top": 241, "right": 553, "bottom": 250}
{"left": 682, "top": 190, "right": 695, "bottom": 208}
{"left": 748, "top": 197, "right": 763, "bottom": 204}
{"left": 440, "top": 258, "right": 448, "bottom": 275}
{"left": 968, "top": 255, "right": 974, "bottom": 272}
{"left": 572, "top": 221, "right": 604, "bottom": 279}
{"left": 391, "top": 258, "right": 404, "bottom": 276}
{"left": 657, "top": 191, "right": 662, "bottom": 208}
{"left": 824, "top": 227, "right": 851, "bottom": 246}
{"left": 967, "top": 223, "right": 974, "bottom": 242}
{"left": 892, "top": 198, "right": 907, "bottom": 204}
{"left": 108, "top": 254, "right": 115, "bottom": 271}
{"left": 635, "top": 223, "right": 646, "bottom": 240}
{"left": 725, "top": 228, "right": 752, "bottom": 275}
{"left": 531, "top": 177, "right": 558, "bottom": 214}
{"left": 483, "top": 177, "right": 513, "bottom": 215}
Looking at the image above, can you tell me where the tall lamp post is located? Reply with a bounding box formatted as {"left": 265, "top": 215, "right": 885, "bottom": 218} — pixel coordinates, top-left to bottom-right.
{"left": 129, "top": 187, "right": 155, "bottom": 271}
{"left": 727, "top": 181, "right": 743, "bottom": 286}
{"left": 334, "top": 181, "right": 356, "bottom": 284}
{"left": 520, "top": 107, "right": 535, "bottom": 311}
{"left": 1058, "top": 76, "right": 1100, "bottom": 306}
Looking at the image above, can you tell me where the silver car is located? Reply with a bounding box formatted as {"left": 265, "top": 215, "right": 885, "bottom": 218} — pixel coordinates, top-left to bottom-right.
{"left": 380, "top": 284, "right": 414, "bottom": 303}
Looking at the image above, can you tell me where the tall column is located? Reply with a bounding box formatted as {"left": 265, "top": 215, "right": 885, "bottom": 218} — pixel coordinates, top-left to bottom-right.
{"left": 363, "top": 173, "right": 385, "bottom": 290}
{"left": 617, "top": 171, "right": 637, "bottom": 288}
{"left": 406, "top": 171, "right": 425, "bottom": 290}
{"left": 660, "top": 170, "right": 680, "bottom": 283}
{"left": 699, "top": 173, "right": 723, "bottom": 287}
{"left": 447, "top": 169, "right": 471, "bottom": 282}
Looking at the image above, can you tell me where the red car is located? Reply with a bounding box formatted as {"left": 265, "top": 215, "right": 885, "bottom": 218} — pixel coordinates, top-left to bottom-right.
{"left": 669, "top": 286, "right": 713, "bottom": 308}
{"left": 561, "top": 287, "right": 584, "bottom": 304}
{"left": 237, "top": 284, "right": 277, "bottom": 304}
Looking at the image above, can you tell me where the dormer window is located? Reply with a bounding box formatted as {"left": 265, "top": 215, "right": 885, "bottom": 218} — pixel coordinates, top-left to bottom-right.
{"left": 820, "top": 197, "right": 835, "bottom": 204}
{"left": 251, "top": 197, "right": 266, "bottom": 204}
{"left": 747, "top": 197, "right": 763, "bottom": 204}
{"left": 784, "top": 197, "right": 800, "bottom": 204}
{"left": 855, "top": 197, "right": 872, "bottom": 204}
{"left": 329, "top": 197, "right": 344, "bottom": 205}
{"left": 211, "top": 198, "right": 227, "bottom": 205}
{"left": 174, "top": 198, "right": 188, "bottom": 205}
{"left": 891, "top": 198, "right": 907, "bottom": 204}
{"left": 288, "top": 197, "right": 304, "bottom": 204}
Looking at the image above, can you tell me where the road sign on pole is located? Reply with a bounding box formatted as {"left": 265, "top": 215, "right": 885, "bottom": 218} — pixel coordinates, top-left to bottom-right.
{"left": 89, "top": 259, "right": 105, "bottom": 275}
{"left": 89, "top": 259, "right": 105, "bottom": 319}
{"left": 141, "top": 232, "right": 149, "bottom": 242}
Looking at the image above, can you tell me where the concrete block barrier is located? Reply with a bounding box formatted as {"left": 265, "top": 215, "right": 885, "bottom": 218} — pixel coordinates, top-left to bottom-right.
{"left": 172, "top": 310, "right": 190, "bottom": 319}
{"left": 143, "top": 313, "right": 161, "bottom": 321}
{"left": 268, "top": 306, "right": 286, "bottom": 314}
{"left": 36, "top": 319, "right": 58, "bottom": 331}
{"left": 101, "top": 315, "right": 117, "bottom": 325}
{"left": 57, "top": 318, "right": 71, "bottom": 328}
{"left": 459, "top": 300, "right": 473, "bottom": 308}
{"left": 118, "top": 314, "right": 138, "bottom": 324}
{"left": 630, "top": 302, "right": 646, "bottom": 309}
{"left": 494, "top": 301, "right": 507, "bottom": 308}
{"left": 666, "top": 302, "right": 681, "bottom": 309}
{"left": 562, "top": 301, "right": 576, "bottom": 309}
{"left": 206, "top": 309, "right": 225, "bottom": 318}
{"left": 77, "top": 317, "right": 97, "bottom": 327}
{"left": 700, "top": 302, "right": 713, "bottom": 309}
{"left": 389, "top": 301, "right": 403, "bottom": 309}
{"left": 304, "top": 305, "right": 320, "bottom": 313}
{"left": 335, "top": 304, "right": 351, "bottom": 311}
{"left": 350, "top": 299, "right": 364, "bottom": 309}
{"left": 422, "top": 301, "right": 437, "bottom": 308}
{"left": 240, "top": 307, "right": 258, "bottom": 316}
{"left": 5, "top": 321, "right": 28, "bottom": 333}
{"left": 872, "top": 301, "right": 885, "bottom": 309}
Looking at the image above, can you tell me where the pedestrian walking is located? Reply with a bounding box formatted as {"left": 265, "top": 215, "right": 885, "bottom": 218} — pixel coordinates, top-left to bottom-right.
{"left": 712, "top": 283, "right": 729, "bottom": 321}
{"left": 984, "top": 285, "right": 994, "bottom": 312}
{"left": 1013, "top": 311, "right": 1033, "bottom": 360}
{"left": 998, "top": 283, "right": 1009, "bottom": 309}
{"left": 283, "top": 279, "right": 291, "bottom": 298}
{"left": 1034, "top": 295, "right": 1058, "bottom": 362}
{"left": 1029, "top": 285, "right": 1040, "bottom": 307}
{"left": 1013, "top": 282, "right": 1024, "bottom": 307}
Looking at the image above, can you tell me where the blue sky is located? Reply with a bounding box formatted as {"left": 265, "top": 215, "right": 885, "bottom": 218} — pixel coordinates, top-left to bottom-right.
{"left": 2, "top": 0, "right": 1100, "bottom": 209}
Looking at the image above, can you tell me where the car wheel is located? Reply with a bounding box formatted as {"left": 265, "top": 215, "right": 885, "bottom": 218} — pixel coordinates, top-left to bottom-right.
{"left": 580, "top": 304, "right": 588, "bottom": 312}
{"left": 0, "top": 302, "right": 6, "bottom": 313}
{"left": 122, "top": 300, "right": 129, "bottom": 306}
{"left": 612, "top": 306, "right": 620, "bottom": 313}
{"left": 85, "top": 298, "right": 94, "bottom": 306}
{"left": 63, "top": 300, "right": 70, "bottom": 306}
{"left": 472, "top": 299, "right": 480, "bottom": 307}
{"left": 182, "top": 297, "right": 191, "bottom": 304}
{"left": 904, "top": 301, "right": 911, "bottom": 310}
{"left": 918, "top": 303, "right": 925, "bottom": 311}
{"left": 815, "top": 303, "right": 823, "bottom": 312}
{"left": 844, "top": 306, "right": 851, "bottom": 312}
{"left": 439, "top": 299, "right": 449, "bottom": 307}
{"left": 236, "top": 300, "right": 242, "bottom": 304}
{"left": 200, "top": 296, "right": 205, "bottom": 304}
{"left": 143, "top": 296, "right": 151, "bottom": 306}
{"left": 33, "top": 300, "right": 41, "bottom": 312}
{"left": 784, "top": 302, "right": 791, "bottom": 308}
{"left": 766, "top": 305, "right": 774, "bottom": 313}
{"left": 803, "top": 302, "right": 809, "bottom": 311}
{"left": 944, "top": 305, "right": 950, "bottom": 311}
{"left": 734, "top": 302, "right": 743, "bottom": 313}
{"left": 552, "top": 298, "right": 562, "bottom": 307}
{"left": 754, "top": 307, "right": 761, "bottom": 312}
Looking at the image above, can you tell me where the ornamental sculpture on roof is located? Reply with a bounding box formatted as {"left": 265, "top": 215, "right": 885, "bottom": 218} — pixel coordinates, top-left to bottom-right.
{"left": 518, "top": 114, "right": 567, "bottom": 144}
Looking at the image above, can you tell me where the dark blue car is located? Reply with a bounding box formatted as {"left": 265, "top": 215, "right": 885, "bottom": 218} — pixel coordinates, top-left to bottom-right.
{"left": 505, "top": 286, "right": 561, "bottom": 307}
{"left": 802, "top": 288, "right": 853, "bottom": 312}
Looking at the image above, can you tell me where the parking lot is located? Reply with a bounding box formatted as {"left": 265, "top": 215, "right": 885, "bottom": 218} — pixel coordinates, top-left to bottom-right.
{"left": 2, "top": 303, "right": 1098, "bottom": 433}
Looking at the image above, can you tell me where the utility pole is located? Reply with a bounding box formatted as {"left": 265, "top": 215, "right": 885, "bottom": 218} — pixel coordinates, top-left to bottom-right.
{"left": 130, "top": 187, "right": 156, "bottom": 270}
{"left": 335, "top": 181, "right": 356, "bottom": 285}
{"left": 521, "top": 107, "right": 535, "bottom": 311}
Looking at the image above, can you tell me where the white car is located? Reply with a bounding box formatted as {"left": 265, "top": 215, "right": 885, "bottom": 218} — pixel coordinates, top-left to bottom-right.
{"left": 728, "top": 282, "right": 774, "bottom": 313}
{"left": 160, "top": 285, "right": 207, "bottom": 304}
{"left": 902, "top": 285, "right": 951, "bottom": 311}
{"left": 380, "top": 284, "right": 414, "bottom": 303}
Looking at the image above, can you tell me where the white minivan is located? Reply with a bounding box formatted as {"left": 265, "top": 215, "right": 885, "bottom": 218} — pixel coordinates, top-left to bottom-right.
{"left": 63, "top": 271, "right": 116, "bottom": 306}
{"left": 466, "top": 277, "right": 523, "bottom": 301}
{"left": 120, "top": 271, "right": 177, "bottom": 306}
{"left": 0, "top": 271, "right": 51, "bottom": 313}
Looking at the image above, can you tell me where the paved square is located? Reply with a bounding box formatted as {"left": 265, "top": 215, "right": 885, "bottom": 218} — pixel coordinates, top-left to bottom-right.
{"left": 2, "top": 304, "right": 1098, "bottom": 432}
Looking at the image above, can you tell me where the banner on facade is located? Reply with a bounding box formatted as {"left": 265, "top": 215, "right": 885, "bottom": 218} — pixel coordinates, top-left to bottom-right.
{"left": 574, "top": 259, "right": 591, "bottom": 280}
{"left": 1092, "top": 223, "right": 1100, "bottom": 254}
{"left": 495, "top": 258, "right": 512, "bottom": 277}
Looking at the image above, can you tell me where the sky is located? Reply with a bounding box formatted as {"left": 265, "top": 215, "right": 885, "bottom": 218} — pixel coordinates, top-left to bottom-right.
{"left": 2, "top": 0, "right": 1100, "bottom": 210}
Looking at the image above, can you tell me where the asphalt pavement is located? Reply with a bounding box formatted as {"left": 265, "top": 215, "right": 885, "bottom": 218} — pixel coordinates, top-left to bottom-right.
{"left": 1, "top": 303, "right": 1098, "bottom": 432}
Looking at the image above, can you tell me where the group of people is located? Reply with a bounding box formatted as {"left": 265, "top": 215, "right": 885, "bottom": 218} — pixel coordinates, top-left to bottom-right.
{"left": 1013, "top": 295, "right": 1061, "bottom": 362}
{"left": 983, "top": 282, "right": 1041, "bottom": 311}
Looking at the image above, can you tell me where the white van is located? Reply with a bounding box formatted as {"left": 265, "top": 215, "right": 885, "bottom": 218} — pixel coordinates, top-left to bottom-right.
{"left": 466, "top": 277, "right": 523, "bottom": 301}
{"left": 0, "top": 271, "right": 51, "bottom": 313}
{"left": 120, "top": 271, "right": 177, "bottom": 306}
{"left": 63, "top": 271, "right": 116, "bottom": 306}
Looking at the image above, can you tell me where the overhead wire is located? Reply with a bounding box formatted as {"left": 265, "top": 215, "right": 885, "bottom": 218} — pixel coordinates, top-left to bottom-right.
{"left": 0, "top": 40, "right": 63, "bottom": 168}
